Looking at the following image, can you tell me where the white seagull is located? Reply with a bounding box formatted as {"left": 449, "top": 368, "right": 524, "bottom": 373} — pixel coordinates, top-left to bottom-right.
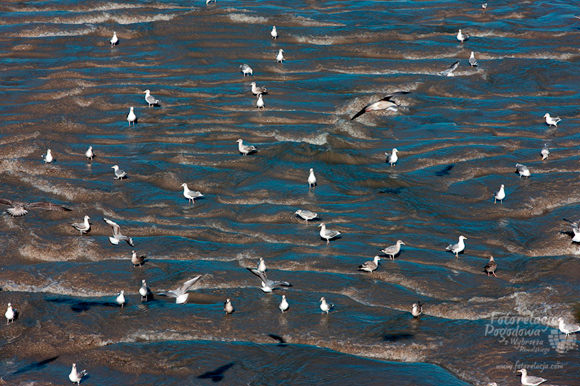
{"left": 71, "top": 215, "right": 91, "bottom": 235}
{"left": 110, "top": 31, "right": 118, "bottom": 46}
{"left": 456, "top": 29, "right": 469, "bottom": 43}
{"left": 358, "top": 256, "right": 380, "bottom": 273}
{"left": 143, "top": 89, "right": 160, "bottom": 107}
{"left": 276, "top": 49, "right": 285, "bottom": 63}
{"left": 246, "top": 268, "right": 292, "bottom": 293}
{"left": 127, "top": 106, "right": 136, "bottom": 126}
{"left": 206, "top": 0, "right": 216, "bottom": 5}
{"left": 103, "top": 217, "right": 134, "bottom": 246}
{"left": 139, "top": 279, "right": 152, "bottom": 302}
{"left": 308, "top": 168, "right": 317, "bottom": 189}
{"left": 111, "top": 164, "right": 127, "bottom": 179}
{"left": 319, "top": 297, "right": 334, "bottom": 314}
{"left": 543, "top": 113, "right": 561, "bottom": 127}
{"left": 563, "top": 218, "right": 580, "bottom": 243}
{"left": 279, "top": 295, "right": 289, "bottom": 312}
{"left": 318, "top": 223, "right": 341, "bottom": 244}
{"left": 351, "top": 91, "right": 410, "bottom": 120}
{"left": 180, "top": 183, "right": 203, "bottom": 205}
{"left": 237, "top": 138, "right": 257, "bottom": 155}
{"left": 256, "top": 93, "right": 265, "bottom": 109}
{"left": 250, "top": 82, "right": 268, "bottom": 95}
{"left": 515, "top": 163, "right": 531, "bottom": 178}
{"left": 257, "top": 257, "right": 267, "bottom": 273}
{"left": 43, "top": 149, "right": 54, "bottom": 163}
{"left": 381, "top": 240, "right": 405, "bottom": 259}
{"left": 385, "top": 148, "right": 399, "bottom": 166}
{"left": 224, "top": 298, "right": 234, "bottom": 314}
{"left": 271, "top": 26, "right": 278, "bottom": 39}
{"left": 517, "top": 369, "right": 546, "bottom": 386}
{"left": 159, "top": 275, "right": 204, "bottom": 304}
{"left": 5, "top": 303, "right": 16, "bottom": 324}
{"left": 69, "top": 363, "right": 88, "bottom": 385}
{"left": 411, "top": 301, "right": 423, "bottom": 318}
{"left": 295, "top": 209, "right": 318, "bottom": 222}
{"left": 240, "top": 64, "right": 253, "bottom": 76}
{"left": 116, "top": 290, "right": 126, "bottom": 307}
{"left": 446, "top": 235, "right": 467, "bottom": 258}
{"left": 469, "top": 51, "right": 478, "bottom": 67}
{"left": 85, "top": 146, "right": 94, "bottom": 161}
{"left": 131, "top": 250, "right": 146, "bottom": 267}
{"left": 540, "top": 144, "right": 550, "bottom": 160}
{"left": 494, "top": 184, "right": 505, "bottom": 204}
{"left": 440, "top": 61, "right": 460, "bottom": 77}
{"left": 558, "top": 317, "right": 580, "bottom": 336}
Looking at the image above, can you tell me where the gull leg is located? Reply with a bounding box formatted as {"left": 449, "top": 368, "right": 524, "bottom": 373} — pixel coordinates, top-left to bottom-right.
{"left": 492, "top": 272, "right": 497, "bottom": 278}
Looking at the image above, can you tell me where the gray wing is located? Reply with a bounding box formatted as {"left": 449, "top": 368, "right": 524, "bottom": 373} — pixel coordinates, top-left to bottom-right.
{"left": 104, "top": 218, "right": 121, "bottom": 235}
{"left": 247, "top": 267, "right": 268, "bottom": 282}
{"left": 448, "top": 61, "right": 460, "bottom": 72}
{"left": 178, "top": 275, "right": 203, "bottom": 294}
{"left": 27, "top": 202, "right": 72, "bottom": 212}
{"left": 270, "top": 280, "right": 292, "bottom": 287}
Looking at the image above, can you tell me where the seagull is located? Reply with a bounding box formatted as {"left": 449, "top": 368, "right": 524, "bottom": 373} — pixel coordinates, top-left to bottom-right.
{"left": 276, "top": 49, "right": 285, "bottom": 63}
{"left": 351, "top": 91, "right": 410, "bottom": 120}
{"left": 481, "top": 3, "right": 487, "bottom": 10}
{"left": 411, "top": 301, "right": 423, "bottom": 318}
{"left": 250, "top": 82, "right": 268, "bottom": 95}
{"left": 484, "top": 256, "right": 497, "bottom": 277}
{"left": 295, "top": 209, "right": 318, "bottom": 222}
{"left": 440, "top": 61, "right": 460, "bottom": 77}
{"left": 257, "top": 257, "right": 267, "bottom": 273}
{"left": 0, "top": 198, "right": 71, "bottom": 217}
{"left": 5, "top": 303, "right": 16, "bottom": 324}
{"left": 43, "top": 149, "right": 54, "bottom": 163}
{"left": 246, "top": 268, "right": 292, "bottom": 293}
{"left": 515, "top": 163, "right": 531, "bottom": 178}
{"left": 131, "top": 250, "right": 146, "bottom": 267}
{"left": 110, "top": 31, "right": 118, "bottom": 46}
{"left": 180, "top": 183, "right": 203, "bottom": 205}
{"left": 271, "top": 26, "right": 278, "bottom": 39}
{"left": 446, "top": 235, "right": 467, "bottom": 258}
{"left": 558, "top": 317, "right": 580, "bottom": 336}
{"left": 127, "top": 106, "right": 136, "bottom": 126}
{"left": 385, "top": 148, "right": 399, "bottom": 166}
{"left": 517, "top": 369, "right": 546, "bottom": 386}
{"left": 469, "top": 51, "right": 478, "bottom": 67}
{"left": 494, "top": 184, "right": 505, "bottom": 204}
{"left": 103, "top": 217, "right": 134, "bottom": 246}
{"left": 279, "top": 295, "right": 289, "bottom": 313}
{"left": 456, "top": 29, "right": 469, "bottom": 43}
{"left": 139, "top": 279, "right": 152, "bottom": 302}
{"left": 319, "top": 297, "right": 334, "bottom": 314}
{"left": 69, "top": 363, "right": 87, "bottom": 385}
{"left": 543, "top": 113, "right": 561, "bottom": 127}
{"left": 256, "top": 93, "right": 265, "bottom": 109}
{"left": 381, "top": 240, "right": 405, "bottom": 259}
{"left": 240, "top": 64, "right": 253, "bottom": 76}
{"left": 85, "top": 146, "right": 94, "bottom": 161}
{"left": 318, "top": 223, "right": 341, "bottom": 244}
{"left": 358, "top": 256, "right": 380, "bottom": 273}
{"left": 111, "top": 165, "right": 127, "bottom": 179}
{"left": 206, "top": 0, "right": 216, "bottom": 5}
{"left": 563, "top": 218, "right": 580, "bottom": 242}
{"left": 540, "top": 144, "right": 550, "bottom": 160}
{"left": 224, "top": 298, "right": 234, "bottom": 314}
{"left": 143, "top": 90, "right": 160, "bottom": 107}
{"left": 71, "top": 215, "right": 91, "bottom": 235}
{"left": 308, "top": 168, "right": 317, "bottom": 189}
{"left": 237, "top": 139, "right": 257, "bottom": 155}
{"left": 159, "top": 275, "right": 203, "bottom": 304}
{"left": 116, "top": 290, "right": 125, "bottom": 307}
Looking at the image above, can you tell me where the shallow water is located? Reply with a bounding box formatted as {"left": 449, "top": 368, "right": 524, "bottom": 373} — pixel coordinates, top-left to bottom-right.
{"left": 0, "top": 0, "right": 579, "bottom": 384}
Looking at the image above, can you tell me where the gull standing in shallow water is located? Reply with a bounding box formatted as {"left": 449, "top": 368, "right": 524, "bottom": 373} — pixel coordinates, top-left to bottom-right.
{"left": 0, "top": 198, "right": 71, "bottom": 217}
{"left": 5, "top": 303, "right": 16, "bottom": 324}
{"left": 540, "top": 144, "right": 550, "bottom": 160}
{"left": 43, "top": 149, "right": 53, "bottom": 163}
{"left": 159, "top": 275, "right": 204, "bottom": 304}
{"left": 85, "top": 146, "right": 94, "bottom": 161}
{"left": 143, "top": 90, "right": 160, "bottom": 107}
{"left": 515, "top": 163, "right": 531, "bottom": 178}
{"left": 358, "top": 256, "right": 380, "bottom": 273}
{"left": 318, "top": 223, "right": 341, "bottom": 244}
{"left": 131, "top": 250, "right": 146, "bottom": 267}
{"left": 456, "top": 29, "right": 469, "bottom": 43}
{"left": 308, "top": 168, "right": 317, "bottom": 189}
{"left": 319, "top": 297, "right": 334, "bottom": 314}
{"left": 279, "top": 295, "right": 289, "bottom": 312}
{"left": 517, "top": 369, "right": 546, "bottom": 386}
{"left": 116, "top": 290, "right": 125, "bottom": 307}
{"left": 237, "top": 139, "right": 257, "bottom": 155}
{"left": 69, "top": 363, "right": 87, "bottom": 385}
{"left": 271, "top": 26, "right": 278, "bottom": 39}
{"left": 295, "top": 209, "right": 318, "bottom": 222}
{"left": 127, "top": 106, "right": 136, "bottom": 125}
{"left": 257, "top": 257, "right": 267, "bottom": 273}
{"left": 440, "top": 61, "right": 460, "bottom": 77}
{"left": 385, "top": 148, "right": 399, "bottom": 166}
{"left": 276, "top": 49, "right": 285, "bottom": 63}
{"left": 139, "top": 279, "right": 152, "bottom": 302}
{"left": 240, "top": 64, "right": 253, "bottom": 76}
{"left": 256, "top": 93, "right": 265, "bottom": 109}
{"left": 558, "top": 317, "right": 580, "bottom": 336}
{"left": 543, "top": 113, "right": 561, "bottom": 127}
{"left": 71, "top": 215, "right": 91, "bottom": 235}
{"left": 469, "top": 51, "right": 478, "bottom": 67}
{"left": 351, "top": 91, "right": 410, "bottom": 120}
{"left": 250, "top": 82, "right": 268, "bottom": 95}
{"left": 180, "top": 183, "right": 203, "bottom": 205}
{"left": 110, "top": 31, "right": 118, "bottom": 46}
{"left": 111, "top": 165, "right": 127, "bottom": 179}
{"left": 446, "top": 235, "right": 467, "bottom": 258}
{"left": 484, "top": 256, "right": 497, "bottom": 277}
{"left": 381, "top": 240, "right": 405, "bottom": 259}
{"left": 411, "top": 301, "right": 423, "bottom": 318}
{"left": 246, "top": 268, "right": 292, "bottom": 293}
{"left": 494, "top": 184, "right": 505, "bottom": 204}
{"left": 224, "top": 298, "right": 234, "bottom": 314}
{"left": 103, "top": 217, "right": 134, "bottom": 246}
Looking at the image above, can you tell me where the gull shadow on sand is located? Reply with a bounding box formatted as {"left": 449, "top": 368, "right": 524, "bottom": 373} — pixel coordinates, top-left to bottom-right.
{"left": 268, "top": 333, "right": 288, "bottom": 347}
{"left": 13, "top": 356, "right": 59, "bottom": 375}
{"left": 198, "top": 362, "right": 235, "bottom": 382}
{"left": 46, "top": 297, "right": 119, "bottom": 312}
{"left": 383, "top": 332, "right": 414, "bottom": 342}
{"left": 435, "top": 164, "right": 454, "bottom": 176}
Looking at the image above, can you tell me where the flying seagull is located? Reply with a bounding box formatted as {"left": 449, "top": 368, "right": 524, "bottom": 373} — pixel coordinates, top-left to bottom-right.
{"left": 158, "top": 275, "right": 204, "bottom": 304}
{"left": 440, "top": 61, "right": 460, "bottom": 77}
{"left": 103, "top": 217, "right": 134, "bottom": 246}
{"left": 351, "top": 91, "right": 410, "bottom": 120}
{"left": 246, "top": 268, "right": 292, "bottom": 293}
{"left": 0, "top": 198, "right": 71, "bottom": 217}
